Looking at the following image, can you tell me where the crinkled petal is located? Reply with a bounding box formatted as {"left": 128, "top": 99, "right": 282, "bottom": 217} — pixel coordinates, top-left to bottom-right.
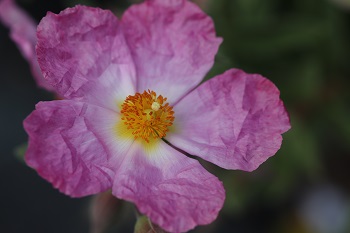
{"left": 112, "top": 140, "right": 225, "bottom": 232}
{"left": 0, "top": 0, "right": 54, "bottom": 91}
{"left": 24, "top": 100, "right": 133, "bottom": 197}
{"left": 166, "top": 69, "right": 291, "bottom": 171}
{"left": 122, "top": 0, "right": 222, "bottom": 104}
{"left": 36, "top": 6, "right": 136, "bottom": 111}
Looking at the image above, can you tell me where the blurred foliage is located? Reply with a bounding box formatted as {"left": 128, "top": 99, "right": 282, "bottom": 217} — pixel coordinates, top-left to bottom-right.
{"left": 134, "top": 215, "right": 167, "bottom": 233}
{"left": 14, "top": 142, "right": 27, "bottom": 163}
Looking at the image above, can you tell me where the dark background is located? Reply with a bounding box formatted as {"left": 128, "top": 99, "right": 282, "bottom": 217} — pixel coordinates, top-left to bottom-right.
{"left": 1, "top": 0, "right": 350, "bottom": 232}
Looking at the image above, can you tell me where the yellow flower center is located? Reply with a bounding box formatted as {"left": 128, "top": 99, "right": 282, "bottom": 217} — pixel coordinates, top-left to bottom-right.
{"left": 120, "top": 90, "right": 175, "bottom": 143}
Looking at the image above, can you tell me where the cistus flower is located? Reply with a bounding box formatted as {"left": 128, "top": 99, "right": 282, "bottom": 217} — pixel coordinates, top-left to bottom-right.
{"left": 0, "top": 0, "right": 54, "bottom": 91}
{"left": 23, "top": 0, "right": 291, "bottom": 232}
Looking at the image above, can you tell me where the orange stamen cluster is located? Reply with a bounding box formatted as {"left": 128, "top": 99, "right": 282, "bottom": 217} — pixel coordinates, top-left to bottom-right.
{"left": 121, "top": 90, "right": 175, "bottom": 142}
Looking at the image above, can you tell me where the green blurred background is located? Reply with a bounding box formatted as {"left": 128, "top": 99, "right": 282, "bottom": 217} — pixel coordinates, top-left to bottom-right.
{"left": 0, "top": 0, "right": 350, "bottom": 232}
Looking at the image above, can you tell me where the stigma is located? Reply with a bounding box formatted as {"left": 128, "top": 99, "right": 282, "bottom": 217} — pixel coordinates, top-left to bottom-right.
{"left": 120, "top": 90, "right": 175, "bottom": 142}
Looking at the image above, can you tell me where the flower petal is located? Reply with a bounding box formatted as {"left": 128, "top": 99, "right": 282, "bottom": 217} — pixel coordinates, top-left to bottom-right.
{"left": 0, "top": 0, "right": 54, "bottom": 91}
{"left": 112, "top": 140, "right": 225, "bottom": 233}
{"left": 122, "top": 0, "right": 222, "bottom": 104}
{"left": 166, "top": 69, "right": 291, "bottom": 171}
{"left": 24, "top": 100, "right": 133, "bottom": 197}
{"left": 36, "top": 6, "right": 136, "bottom": 111}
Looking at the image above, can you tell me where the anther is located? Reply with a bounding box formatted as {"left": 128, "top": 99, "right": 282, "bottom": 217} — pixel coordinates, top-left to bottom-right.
{"left": 120, "top": 90, "right": 174, "bottom": 142}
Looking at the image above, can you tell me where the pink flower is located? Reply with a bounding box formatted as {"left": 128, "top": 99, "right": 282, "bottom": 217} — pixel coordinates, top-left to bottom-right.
{"left": 24, "top": 0, "right": 291, "bottom": 232}
{"left": 0, "top": 0, "right": 54, "bottom": 91}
